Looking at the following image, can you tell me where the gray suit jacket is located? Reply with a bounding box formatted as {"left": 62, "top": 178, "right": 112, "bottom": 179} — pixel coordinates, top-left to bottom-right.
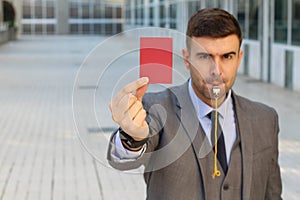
{"left": 107, "top": 81, "right": 282, "bottom": 200}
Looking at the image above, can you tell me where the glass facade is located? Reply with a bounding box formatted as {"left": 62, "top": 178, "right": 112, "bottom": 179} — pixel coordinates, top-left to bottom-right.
{"left": 22, "top": 0, "right": 56, "bottom": 34}
{"left": 274, "top": 0, "right": 288, "bottom": 43}
{"left": 19, "top": 0, "right": 300, "bottom": 46}
{"left": 248, "top": 0, "right": 259, "bottom": 40}
{"left": 237, "top": 0, "right": 246, "bottom": 38}
{"left": 69, "top": 1, "right": 123, "bottom": 35}
{"left": 188, "top": 1, "right": 201, "bottom": 18}
{"left": 22, "top": 0, "right": 123, "bottom": 35}
{"left": 169, "top": 3, "right": 177, "bottom": 29}
{"left": 292, "top": 0, "right": 300, "bottom": 45}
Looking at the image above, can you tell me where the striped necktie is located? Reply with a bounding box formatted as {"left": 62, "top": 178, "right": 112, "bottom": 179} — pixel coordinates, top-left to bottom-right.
{"left": 209, "top": 110, "right": 228, "bottom": 174}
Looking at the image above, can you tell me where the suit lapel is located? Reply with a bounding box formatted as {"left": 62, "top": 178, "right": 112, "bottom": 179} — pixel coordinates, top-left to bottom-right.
{"left": 171, "top": 82, "right": 211, "bottom": 160}
{"left": 171, "top": 82, "right": 199, "bottom": 144}
{"left": 232, "top": 93, "right": 253, "bottom": 199}
{"left": 171, "top": 82, "right": 210, "bottom": 197}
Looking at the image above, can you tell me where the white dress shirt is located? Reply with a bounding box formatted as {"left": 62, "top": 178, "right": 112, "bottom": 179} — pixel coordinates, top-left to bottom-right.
{"left": 113, "top": 79, "right": 237, "bottom": 164}
{"left": 188, "top": 79, "right": 237, "bottom": 164}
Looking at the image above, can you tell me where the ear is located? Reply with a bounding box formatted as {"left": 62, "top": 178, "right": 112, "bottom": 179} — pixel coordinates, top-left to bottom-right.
{"left": 237, "top": 49, "right": 243, "bottom": 69}
{"left": 182, "top": 48, "right": 191, "bottom": 70}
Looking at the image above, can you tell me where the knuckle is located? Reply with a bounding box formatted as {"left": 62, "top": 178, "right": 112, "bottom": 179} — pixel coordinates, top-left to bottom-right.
{"left": 136, "top": 100, "right": 142, "bottom": 107}
{"left": 121, "top": 87, "right": 130, "bottom": 94}
{"left": 140, "top": 109, "right": 146, "bottom": 116}
{"left": 129, "top": 94, "right": 137, "bottom": 101}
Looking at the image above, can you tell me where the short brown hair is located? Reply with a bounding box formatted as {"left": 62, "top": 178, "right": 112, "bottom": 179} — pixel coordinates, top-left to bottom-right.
{"left": 186, "top": 8, "right": 242, "bottom": 49}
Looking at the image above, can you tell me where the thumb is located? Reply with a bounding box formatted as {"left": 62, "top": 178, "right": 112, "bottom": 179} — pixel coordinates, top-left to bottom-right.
{"left": 136, "top": 83, "right": 148, "bottom": 101}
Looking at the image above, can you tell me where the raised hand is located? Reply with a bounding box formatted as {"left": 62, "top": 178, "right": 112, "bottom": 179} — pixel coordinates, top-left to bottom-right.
{"left": 109, "top": 77, "right": 149, "bottom": 141}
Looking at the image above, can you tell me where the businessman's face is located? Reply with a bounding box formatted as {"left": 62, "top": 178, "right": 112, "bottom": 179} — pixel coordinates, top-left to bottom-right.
{"left": 182, "top": 34, "right": 243, "bottom": 106}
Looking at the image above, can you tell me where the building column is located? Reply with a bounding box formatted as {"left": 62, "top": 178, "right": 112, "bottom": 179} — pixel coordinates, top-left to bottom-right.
{"left": 201, "top": 0, "right": 206, "bottom": 9}
{"left": 176, "top": 0, "right": 188, "bottom": 33}
{"left": 144, "top": 0, "right": 149, "bottom": 26}
{"left": 56, "top": 0, "right": 69, "bottom": 34}
{"left": 130, "top": 0, "right": 135, "bottom": 27}
{"left": 260, "top": 0, "right": 271, "bottom": 82}
{"left": 226, "top": 0, "right": 236, "bottom": 15}
{"left": 12, "top": 0, "right": 23, "bottom": 34}
{"left": 164, "top": 0, "right": 169, "bottom": 28}
{"left": 153, "top": 0, "right": 159, "bottom": 27}
{"left": 0, "top": 0, "right": 3, "bottom": 23}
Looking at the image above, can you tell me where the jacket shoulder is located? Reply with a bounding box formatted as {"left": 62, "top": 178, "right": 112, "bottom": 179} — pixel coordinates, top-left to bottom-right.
{"left": 233, "top": 93, "right": 278, "bottom": 118}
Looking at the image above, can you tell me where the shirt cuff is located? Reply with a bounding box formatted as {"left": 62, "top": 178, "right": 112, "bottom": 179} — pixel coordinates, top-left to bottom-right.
{"left": 113, "top": 131, "right": 146, "bottom": 160}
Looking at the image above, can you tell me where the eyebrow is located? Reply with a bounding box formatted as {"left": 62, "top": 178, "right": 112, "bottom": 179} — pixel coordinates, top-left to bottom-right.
{"left": 223, "top": 51, "right": 237, "bottom": 56}
{"left": 196, "top": 51, "right": 237, "bottom": 57}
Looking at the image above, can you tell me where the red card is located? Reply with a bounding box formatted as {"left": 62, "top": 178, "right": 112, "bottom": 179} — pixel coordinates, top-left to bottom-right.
{"left": 140, "top": 37, "right": 173, "bottom": 84}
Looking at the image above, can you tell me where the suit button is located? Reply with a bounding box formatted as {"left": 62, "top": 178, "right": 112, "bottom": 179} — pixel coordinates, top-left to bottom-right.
{"left": 223, "top": 184, "right": 229, "bottom": 190}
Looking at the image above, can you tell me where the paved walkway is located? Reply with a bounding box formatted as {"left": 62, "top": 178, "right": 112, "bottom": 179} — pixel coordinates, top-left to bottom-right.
{"left": 0, "top": 35, "right": 299, "bottom": 200}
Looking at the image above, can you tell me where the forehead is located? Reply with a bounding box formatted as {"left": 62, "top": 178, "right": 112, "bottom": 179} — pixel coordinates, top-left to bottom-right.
{"left": 189, "top": 35, "right": 240, "bottom": 55}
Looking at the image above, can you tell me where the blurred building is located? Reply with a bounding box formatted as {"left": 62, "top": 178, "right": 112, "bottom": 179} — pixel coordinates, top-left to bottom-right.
{"left": 0, "top": 0, "right": 124, "bottom": 35}
{"left": 1, "top": 0, "right": 300, "bottom": 92}
{"left": 123, "top": 0, "right": 300, "bottom": 92}
{"left": 22, "top": 0, "right": 124, "bottom": 35}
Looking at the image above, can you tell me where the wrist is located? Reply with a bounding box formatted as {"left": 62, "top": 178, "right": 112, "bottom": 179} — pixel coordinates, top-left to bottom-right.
{"left": 118, "top": 128, "right": 149, "bottom": 149}
{"left": 121, "top": 140, "right": 144, "bottom": 152}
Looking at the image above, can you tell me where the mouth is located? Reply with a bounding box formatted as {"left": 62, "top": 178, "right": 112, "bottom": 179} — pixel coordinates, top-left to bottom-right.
{"left": 207, "top": 82, "right": 224, "bottom": 87}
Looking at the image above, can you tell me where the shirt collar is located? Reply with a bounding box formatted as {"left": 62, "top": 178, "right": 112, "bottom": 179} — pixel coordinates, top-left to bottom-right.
{"left": 188, "top": 79, "right": 232, "bottom": 119}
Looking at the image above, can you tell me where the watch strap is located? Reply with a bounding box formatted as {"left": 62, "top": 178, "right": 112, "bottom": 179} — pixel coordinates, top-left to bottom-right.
{"left": 118, "top": 128, "right": 148, "bottom": 149}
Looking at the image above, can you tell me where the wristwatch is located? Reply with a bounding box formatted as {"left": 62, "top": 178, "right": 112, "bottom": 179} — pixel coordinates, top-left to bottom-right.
{"left": 118, "top": 128, "right": 149, "bottom": 149}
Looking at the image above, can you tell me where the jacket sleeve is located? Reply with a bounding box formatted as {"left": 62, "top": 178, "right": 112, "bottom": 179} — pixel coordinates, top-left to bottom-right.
{"left": 265, "top": 111, "right": 282, "bottom": 200}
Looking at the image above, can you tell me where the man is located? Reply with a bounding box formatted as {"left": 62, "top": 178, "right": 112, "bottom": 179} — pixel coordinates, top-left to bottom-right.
{"left": 107, "top": 8, "right": 282, "bottom": 199}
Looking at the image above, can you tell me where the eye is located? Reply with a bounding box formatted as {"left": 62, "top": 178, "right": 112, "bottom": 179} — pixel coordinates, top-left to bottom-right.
{"left": 198, "top": 54, "right": 211, "bottom": 60}
{"left": 223, "top": 54, "right": 234, "bottom": 60}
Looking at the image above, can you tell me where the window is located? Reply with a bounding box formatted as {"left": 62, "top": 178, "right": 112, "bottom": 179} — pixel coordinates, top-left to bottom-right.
{"left": 47, "top": 24, "right": 55, "bottom": 34}
{"left": 70, "top": 3, "right": 78, "bottom": 18}
{"left": 125, "top": 9, "right": 131, "bottom": 23}
{"left": 169, "top": 4, "right": 176, "bottom": 29}
{"left": 82, "top": 4, "right": 90, "bottom": 19}
{"left": 46, "top": 2, "right": 55, "bottom": 18}
{"left": 149, "top": 7, "right": 154, "bottom": 26}
{"left": 206, "top": 0, "right": 214, "bottom": 8}
{"left": 22, "top": 0, "right": 56, "bottom": 34}
{"left": 116, "top": 7, "right": 122, "bottom": 18}
{"left": 105, "top": 6, "right": 113, "bottom": 19}
{"left": 94, "top": 4, "right": 103, "bottom": 19}
{"left": 292, "top": 0, "right": 300, "bottom": 45}
{"left": 188, "top": 1, "right": 201, "bottom": 18}
{"left": 23, "top": 3, "right": 31, "bottom": 19}
{"left": 249, "top": 0, "right": 259, "bottom": 39}
{"left": 34, "top": 2, "right": 43, "bottom": 19}
{"left": 237, "top": 0, "right": 246, "bottom": 38}
{"left": 274, "top": 0, "right": 288, "bottom": 43}
{"left": 159, "top": 4, "right": 165, "bottom": 27}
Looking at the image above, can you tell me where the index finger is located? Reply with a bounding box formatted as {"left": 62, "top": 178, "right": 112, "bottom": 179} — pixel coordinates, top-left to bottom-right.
{"left": 112, "top": 77, "right": 149, "bottom": 105}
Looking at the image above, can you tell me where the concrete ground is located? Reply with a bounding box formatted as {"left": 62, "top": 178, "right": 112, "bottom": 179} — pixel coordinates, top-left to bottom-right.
{"left": 0, "top": 35, "right": 299, "bottom": 200}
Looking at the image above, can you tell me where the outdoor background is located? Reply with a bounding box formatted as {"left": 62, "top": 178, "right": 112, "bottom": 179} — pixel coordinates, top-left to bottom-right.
{"left": 1, "top": 0, "right": 300, "bottom": 199}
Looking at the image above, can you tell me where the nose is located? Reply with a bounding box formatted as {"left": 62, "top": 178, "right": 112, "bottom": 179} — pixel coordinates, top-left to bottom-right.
{"left": 211, "top": 57, "right": 222, "bottom": 76}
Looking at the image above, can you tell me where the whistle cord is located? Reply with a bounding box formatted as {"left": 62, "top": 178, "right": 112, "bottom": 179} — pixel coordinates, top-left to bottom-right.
{"left": 211, "top": 98, "right": 228, "bottom": 178}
